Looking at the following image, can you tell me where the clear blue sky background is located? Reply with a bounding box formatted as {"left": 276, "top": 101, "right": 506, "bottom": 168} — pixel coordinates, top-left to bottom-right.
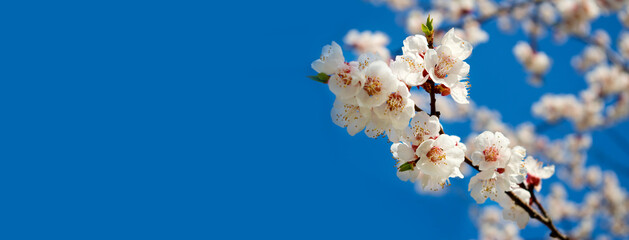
{"left": 0, "top": 0, "right": 628, "bottom": 239}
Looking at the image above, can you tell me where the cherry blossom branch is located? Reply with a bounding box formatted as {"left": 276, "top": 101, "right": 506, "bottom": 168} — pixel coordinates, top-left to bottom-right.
{"left": 418, "top": 32, "right": 566, "bottom": 236}
{"left": 425, "top": 27, "right": 440, "bottom": 118}
{"left": 525, "top": 183, "right": 549, "bottom": 218}
{"left": 417, "top": 46, "right": 568, "bottom": 238}
{"left": 428, "top": 80, "right": 439, "bottom": 117}
{"left": 461, "top": 157, "right": 568, "bottom": 239}
{"left": 506, "top": 190, "right": 568, "bottom": 239}
{"left": 573, "top": 34, "right": 629, "bottom": 73}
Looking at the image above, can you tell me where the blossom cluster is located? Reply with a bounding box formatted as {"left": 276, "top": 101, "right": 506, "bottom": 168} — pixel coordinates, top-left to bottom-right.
{"left": 312, "top": 29, "right": 471, "bottom": 140}
{"left": 311, "top": 0, "right": 629, "bottom": 235}
{"left": 311, "top": 24, "right": 562, "bottom": 231}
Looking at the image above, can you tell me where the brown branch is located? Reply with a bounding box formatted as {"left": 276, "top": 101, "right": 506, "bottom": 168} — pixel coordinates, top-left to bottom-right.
{"left": 528, "top": 184, "right": 549, "bottom": 218}
{"left": 506, "top": 189, "right": 567, "bottom": 239}
{"left": 462, "top": 157, "right": 568, "bottom": 239}
{"left": 428, "top": 79, "right": 439, "bottom": 117}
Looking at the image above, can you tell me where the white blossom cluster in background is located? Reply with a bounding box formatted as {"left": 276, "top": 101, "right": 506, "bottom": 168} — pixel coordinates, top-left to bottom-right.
{"left": 476, "top": 206, "right": 524, "bottom": 240}
{"left": 309, "top": 0, "right": 629, "bottom": 238}
{"left": 367, "top": 0, "right": 629, "bottom": 129}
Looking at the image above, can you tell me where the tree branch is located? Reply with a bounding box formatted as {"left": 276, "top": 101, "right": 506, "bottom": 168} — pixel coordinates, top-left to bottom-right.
{"left": 572, "top": 33, "right": 629, "bottom": 73}
{"left": 462, "top": 156, "right": 568, "bottom": 239}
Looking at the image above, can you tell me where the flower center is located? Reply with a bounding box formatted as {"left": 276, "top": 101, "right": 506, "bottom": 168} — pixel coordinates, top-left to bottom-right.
{"left": 413, "top": 126, "right": 431, "bottom": 142}
{"left": 386, "top": 92, "right": 403, "bottom": 112}
{"left": 483, "top": 147, "right": 500, "bottom": 162}
{"left": 363, "top": 76, "right": 382, "bottom": 96}
{"left": 336, "top": 71, "right": 353, "bottom": 87}
{"left": 402, "top": 56, "right": 422, "bottom": 73}
{"left": 434, "top": 54, "right": 456, "bottom": 79}
{"left": 426, "top": 146, "right": 446, "bottom": 163}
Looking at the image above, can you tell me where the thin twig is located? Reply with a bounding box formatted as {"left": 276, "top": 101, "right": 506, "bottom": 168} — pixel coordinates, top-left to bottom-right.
{"left": 572, "top": 34, "right": 629, "bottom": 73}
{"left": 462, "top": 158, "right": 568, "bottom": 239}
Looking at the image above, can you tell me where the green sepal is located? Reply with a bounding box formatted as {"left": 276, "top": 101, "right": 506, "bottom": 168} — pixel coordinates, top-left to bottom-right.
{"left": 307, "top": 73, "right": 330, "bottom": 84}
{"left": 398, "top": 161, "right": 415, "bottom": 172}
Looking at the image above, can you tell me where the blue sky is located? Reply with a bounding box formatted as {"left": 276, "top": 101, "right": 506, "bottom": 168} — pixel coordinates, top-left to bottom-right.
{"left": 0, "top": 0, "right": 628, "bottom": 239}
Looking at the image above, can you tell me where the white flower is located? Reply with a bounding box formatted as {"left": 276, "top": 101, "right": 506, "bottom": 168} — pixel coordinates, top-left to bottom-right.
{"left": 391, "top": 142, "right": 419, "bottom": 182}
{"left": 328, "top": 63, "right": 363, "bottom": 100}
{"left": 405, "top": 111, "right": 441, "bottom": 146}
{"left": 424, "top": 28, "right": 472, "bottom": 87}
{"left": 497, "top": 188, "right": 531, "bottom": 229}
{"left": 312, "top": 41, "right": 345, "bottom": 75}
{"left": 463, "top": 21, "right": 489, "bottom": 45}
{"left": 356, "top": 61, "right": 398, "bottom": 107}
{"left": 374, "top": 81, "right": 415, "bottom": 129}
{"left": 532, "top": 94, "right": 583, "bottom": 122}
{"left": 555, "top": 0, "right": 600, "bottom": 34}
{"left": 402, "top": 34, "right": 429, "bottom": 56}
{"left": 524, "top": 156, "right": 555, "bottom": 191}
{"left": 363, "top": 112, "right": 405, "bottom": 141}
{"left": 364, "top": 112, "right": 388, "bottom": 139}
{"left": 529, "top": 52, "right": 551, "bottom": 75}
{"left": 344, "top": 29, "right": 391, "bottom": 60}
{"left": 539, "top": 2, "right": 557, "bottom": 25}
{"left": 391, "top": 35, "right": 429, "bottom": 86}
{"left": 468, "top": 146, "right": 527, "bottom": 204}
{"left": 331, "top": 98, "right": 371, "bottom": 136}
{"left": 391, "top": 52, "right": 427, "bottom": 86}
{"left": 586, "top": 64, "right": 629, "bottom": 95}
{"left": 571, "top": 46, "right": 605, "bottom": 71}
{"left": 585, "top": 165, "right": 602, "bottom": 187}
{"left": 356, "top": 53, "right": 381, "bottom": 71}
{"left": 513, "top": 41, "right": 551, "bottom": 75}
{"left": 471, "top": 131, "right": 512, "bottom": 171}
{"left": 386, "top": 0, "right": 415, "bottom": 11}
{"left": 469, "top": 170, "right": 502, "bottom": 204}
{"left": 513, "top": 41, "right": 533, "bottom": 63}
{"left": 477, "top": 0, "right": 498, "bottom": 17}
{"left": 415, "top": 134, "right": 466, "bottom": 190}
{"left": 507, "top": 146, "right": 528, "bottom": 184}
